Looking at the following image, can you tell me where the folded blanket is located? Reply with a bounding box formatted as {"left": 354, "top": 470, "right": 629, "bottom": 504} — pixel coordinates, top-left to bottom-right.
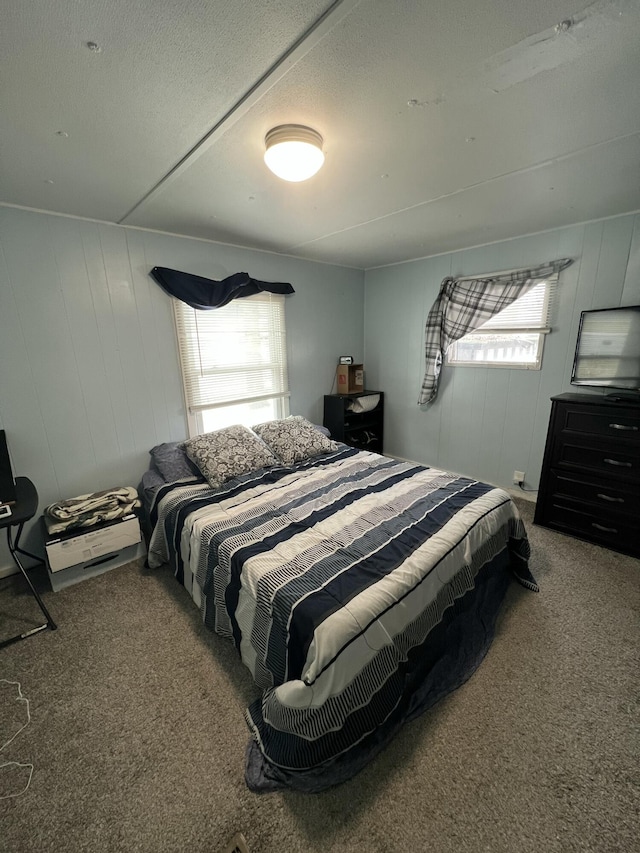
{"left": 44, "top": 486, "right": 140, "bottom": 535}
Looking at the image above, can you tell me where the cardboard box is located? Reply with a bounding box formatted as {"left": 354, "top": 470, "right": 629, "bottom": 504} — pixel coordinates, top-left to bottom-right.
{"left": 337, "top": 363, "right": 364, "bottom": 393}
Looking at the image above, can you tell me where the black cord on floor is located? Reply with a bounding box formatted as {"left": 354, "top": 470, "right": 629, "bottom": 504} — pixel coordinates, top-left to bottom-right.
{"left": 517, "top": 482, "right": 538, "bottom": 493}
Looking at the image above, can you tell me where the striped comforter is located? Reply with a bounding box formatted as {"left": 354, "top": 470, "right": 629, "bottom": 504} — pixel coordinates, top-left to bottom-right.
{"left": 147, "top": 446, "right": 533, "bottom": 789}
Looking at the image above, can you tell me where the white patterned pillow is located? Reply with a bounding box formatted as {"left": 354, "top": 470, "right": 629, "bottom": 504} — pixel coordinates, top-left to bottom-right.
{"left": 252, "top": 416, "right": 338, "bottom": 465}
{"left": 183, "top": 425, "right": 279, "bottom": 488}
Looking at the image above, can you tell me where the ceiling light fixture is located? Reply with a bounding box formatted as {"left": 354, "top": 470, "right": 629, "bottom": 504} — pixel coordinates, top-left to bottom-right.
{"left": 264, "top": 125, "right": 324, "bottom": 182}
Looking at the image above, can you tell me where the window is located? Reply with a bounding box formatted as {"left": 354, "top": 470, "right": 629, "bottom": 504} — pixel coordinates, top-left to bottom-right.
{"left": 447, "top": 276, "right": 557, "bottom": 370}
{"left": 173, "top": 293, "right": 290, "bottom": 436}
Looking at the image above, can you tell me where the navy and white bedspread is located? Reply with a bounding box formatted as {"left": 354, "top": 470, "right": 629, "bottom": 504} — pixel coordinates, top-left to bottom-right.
{"left": 148, "top": 446, "right": 535, "bottom": 791}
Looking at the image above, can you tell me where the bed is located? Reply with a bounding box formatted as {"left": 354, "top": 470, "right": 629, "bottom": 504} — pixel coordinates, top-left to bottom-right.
{"left": 144, "top": 421, "right": 535, "bottom": 793}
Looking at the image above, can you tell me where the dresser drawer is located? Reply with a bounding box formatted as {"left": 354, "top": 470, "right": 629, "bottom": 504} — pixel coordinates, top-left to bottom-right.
{"left": 545, "top": 499, "right": 638, "bottom": 556}
{"left": 547, "top": 470, "right": 640, "bottom": 518}
{"left": 561, "top": 405, "right": 640, "bottom": 442}
{"left": 552, "top": 437, "right": 639, "bottom": 482}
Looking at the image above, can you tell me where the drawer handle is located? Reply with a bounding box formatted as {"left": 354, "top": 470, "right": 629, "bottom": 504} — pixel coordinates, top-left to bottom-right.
{"left": 591, "top": 523, "right": 617, "bottom": 534}
{"left": 603, "top": 458, "right": 632, "bottom": 467}
{"left": 609, "top": 423, "right": 638, "bottom": 431}
{"left": 596, "top": 493, "right": 624, "bottom": 503}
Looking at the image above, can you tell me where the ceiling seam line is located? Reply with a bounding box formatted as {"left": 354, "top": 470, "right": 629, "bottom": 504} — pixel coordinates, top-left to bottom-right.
{"left": 286, "top": 130, "right": 640, "bottom": 251}
{"left": 116, "top": 0, "right": 363, "bottom": 225}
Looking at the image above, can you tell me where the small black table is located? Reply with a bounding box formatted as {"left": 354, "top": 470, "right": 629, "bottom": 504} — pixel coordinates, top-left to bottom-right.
{"left": 0, "top": 477, "right": 57, "bottom": 649}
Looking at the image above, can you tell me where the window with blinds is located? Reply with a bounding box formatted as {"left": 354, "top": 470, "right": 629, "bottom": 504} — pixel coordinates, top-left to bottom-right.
{"left": 173, "top": 292, "right": 290, "bottom": 435}
{"left": 447, "top": 276, "right": 557, "bottom": 369}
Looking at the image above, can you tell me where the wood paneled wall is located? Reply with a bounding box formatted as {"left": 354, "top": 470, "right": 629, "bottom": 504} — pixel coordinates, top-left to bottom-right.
{"left": 364, "top": 214, "right": 640, "bottom": 491}
{"left": 0, "top": 208, "right": 364, "bottom": 571}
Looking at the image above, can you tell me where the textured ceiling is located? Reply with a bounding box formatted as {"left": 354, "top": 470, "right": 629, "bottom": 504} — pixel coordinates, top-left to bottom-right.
{"left": 2, "top": 0, "right": 639, "bottom": 268}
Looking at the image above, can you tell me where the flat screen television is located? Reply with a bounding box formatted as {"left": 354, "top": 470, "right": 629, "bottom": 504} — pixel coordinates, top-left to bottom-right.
{"left": 571, "top": 305, "right": 640, "bottom": 395}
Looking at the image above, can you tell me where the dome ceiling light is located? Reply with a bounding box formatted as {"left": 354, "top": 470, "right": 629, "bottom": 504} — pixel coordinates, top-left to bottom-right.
{"left": 263, "top": 125, "right": 324, "bottom": 182}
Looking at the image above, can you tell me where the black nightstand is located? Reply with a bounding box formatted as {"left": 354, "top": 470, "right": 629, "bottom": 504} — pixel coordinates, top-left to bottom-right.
{"left": 0, "top": 477, "right": 57, "bottom": 649}
{"left": 324, "top": 391, "right": 384, "bottom": 453}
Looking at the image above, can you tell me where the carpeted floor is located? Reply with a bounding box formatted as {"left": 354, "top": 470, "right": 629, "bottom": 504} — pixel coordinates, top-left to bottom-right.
{"left": 1, "top": 499, "right": 638, "bottom": 853}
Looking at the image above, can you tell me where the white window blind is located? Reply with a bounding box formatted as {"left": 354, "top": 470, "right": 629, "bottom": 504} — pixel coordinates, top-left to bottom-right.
{"left": 447, "top": 276, "right": 557, "bottom": 370}
{"left": 173, "top": 293, "right": 290, "bottom": 413}
{"left": 475, "top": 277, "right": 556, "bottom": 333}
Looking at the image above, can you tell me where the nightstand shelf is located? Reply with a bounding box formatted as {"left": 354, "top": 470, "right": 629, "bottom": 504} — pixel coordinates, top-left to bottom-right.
{"left": 324, "top": 391, "right": 384, "bottom": 453}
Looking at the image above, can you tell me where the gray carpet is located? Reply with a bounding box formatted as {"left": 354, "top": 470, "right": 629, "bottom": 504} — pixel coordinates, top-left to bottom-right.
{"left": 1, "top": 499, "right": 638, "bottom": 853}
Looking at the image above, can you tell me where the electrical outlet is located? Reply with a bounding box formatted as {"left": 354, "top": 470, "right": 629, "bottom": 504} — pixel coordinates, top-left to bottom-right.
{"left": 513, "top": 470, "right": 525, "bottom": 485}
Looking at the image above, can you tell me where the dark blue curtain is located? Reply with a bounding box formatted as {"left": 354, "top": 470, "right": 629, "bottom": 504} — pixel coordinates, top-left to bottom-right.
{"left": 150, "top": 266, "right": 294, "bottom": 310}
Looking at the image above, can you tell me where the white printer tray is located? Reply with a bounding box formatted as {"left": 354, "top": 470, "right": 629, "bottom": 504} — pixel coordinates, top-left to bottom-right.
{"left": 45, "top": 515, "right": 141, "bottom": 572}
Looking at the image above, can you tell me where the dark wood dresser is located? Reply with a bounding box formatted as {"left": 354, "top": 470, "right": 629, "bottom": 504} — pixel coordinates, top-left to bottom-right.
{"left": 534, "top": 393, "right": 640, "bottom": 558}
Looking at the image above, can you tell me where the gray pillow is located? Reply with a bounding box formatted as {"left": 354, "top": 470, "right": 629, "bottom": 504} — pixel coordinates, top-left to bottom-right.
{"left": 149, "top": 442, "right": 201, "bottom": 483}
{"left": 183, "top": 425, "right": 279, "bottom": 488}
{"left": 252, "top": 416, "right": 338, "bottom": 466}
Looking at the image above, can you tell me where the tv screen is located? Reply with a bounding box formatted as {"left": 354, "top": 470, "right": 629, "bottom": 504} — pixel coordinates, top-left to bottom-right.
{"left": 571, "top": 306, "right": 640, "bottom": 391}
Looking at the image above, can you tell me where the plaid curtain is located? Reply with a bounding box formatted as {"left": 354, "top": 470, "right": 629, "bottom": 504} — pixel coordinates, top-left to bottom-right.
{"left": 419, "top": 258, "right": 573, "bottom": 405}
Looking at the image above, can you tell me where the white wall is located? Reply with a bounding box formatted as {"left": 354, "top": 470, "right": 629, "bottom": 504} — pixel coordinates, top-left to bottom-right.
{"left": 364, "top": 213, "right": 640, "bottom": 491}
{"left": 0, "top": 207, "right": 364, "bottom": 569}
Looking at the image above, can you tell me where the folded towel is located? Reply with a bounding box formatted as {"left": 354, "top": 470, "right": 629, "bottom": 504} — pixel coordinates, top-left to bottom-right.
{"left": 44, "top": 486, "right": 140, "bottom": 535}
